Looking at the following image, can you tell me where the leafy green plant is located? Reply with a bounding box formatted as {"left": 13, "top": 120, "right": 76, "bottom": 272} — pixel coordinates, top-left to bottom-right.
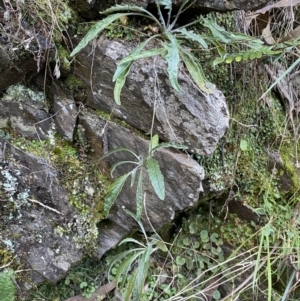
{"left": 70, "top": 0, "right": 281, "bottom": 105}
{"left": 101, "top": 134, "right": 187, "bottom": 219}
{"left": 107, "top": 209, "right": 168, "bottom": 301}
{"left": 0, "top": 269, "right": 16, "bottom": 301}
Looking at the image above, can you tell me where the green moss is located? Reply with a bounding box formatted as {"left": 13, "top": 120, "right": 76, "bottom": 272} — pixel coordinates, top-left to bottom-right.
{"left": 280, "top": 142, "right": 300, "bottom": 192}
{"left": 0, "top": 247, "right": 14, "bottom": 265}
{"left": 9, "top": 133, "right": 111, "bottom": 251}
{"left": 57, "top": 45, "right": 71, "bottom": 71}
{"left": 65, "top": 74, "right": 85, "bottom": 92}
{"left": 22, "top": 0, "right": 78, "bottom": 43}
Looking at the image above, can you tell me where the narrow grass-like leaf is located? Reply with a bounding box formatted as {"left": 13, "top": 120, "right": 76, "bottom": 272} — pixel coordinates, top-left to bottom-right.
{"left": 119, "top": 237, "right": 145, "bottom": 248}
{"left": 120, "top": 48, "right": 166, "bottom": 64}
{"left": 175, "top": 28, "right": 208, "bottom": 49}
{"left": 260, "top": 56, "right": 300, "bottom": 100}
{"left": 130, "top": 166, "right": 139, "bottom": 187}
{"left": 100, "top": 147, "right": 141, "bottom": 161}
{"left": 202, "top": 18, "right": 231, "bottom": 43}
{"left": 266, "top": 234, "right": 272, "bottom": 301}
{"left": 163, "top": 34, "right": 181, "bottom": 92}
{"left": 150, "top": 134, "right": 159, "bottom": 150}
{"left": 71, "top": 13, "right": 128, "bottom": 56}
{"left": 252, "top": 229, "right": 265, "bottom": 291}
{"left": 134, "top": 245, "right": 153, "bottom": 300}
{"left": 179, "top": 48, "right": 212, "bottom": 94}
{"left": 104, "top": 173, "right": 129, "bottom": 217}
{"left": 115, "top": 251, "right": 143, "bottom": 288}
{"left": 113, "top": 36, "right": 157, "bottom": 82}
{"left": 136, "top": 169, "right": 143, "bottom": 220}
{"left": 114, "top": 62, "right": 133, "bottom": 104}
{"left": 122, "top": 207, "right": 148, "bottom": 238}
{"left": 102, "top": 5, "right": 160, "bottom": 25}
{"left": 125, "top": 269, "right": 138, "bottom": 301}
{"left": 146, "top": 158, "right": 165, "bottom": 200}
{"left": 110, "top": 161, "right": 139, "bottom": 177}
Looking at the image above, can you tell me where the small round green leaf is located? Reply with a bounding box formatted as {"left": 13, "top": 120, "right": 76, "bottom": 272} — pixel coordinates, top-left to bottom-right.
{"left": 213, "top": 289, "right": 221, "bottom": 300}
{"left": 176, "top": 256, "right": 186, "bottom": 266}
{"left": 200, "top": 230, "right": 209, "bottom": 242}
{"left": 240, "top": 139, "right": 248, "bottom": 151}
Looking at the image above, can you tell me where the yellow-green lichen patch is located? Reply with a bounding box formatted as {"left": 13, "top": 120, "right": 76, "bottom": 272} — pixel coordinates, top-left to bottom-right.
{"left": 65, "top": 74, "right": 85, "bottom": 92}
{"left": 0, "top": 245, "right": 14, "bottom": 266}
{"left": 9, "top": 133, "right": 110, "bottom": 251}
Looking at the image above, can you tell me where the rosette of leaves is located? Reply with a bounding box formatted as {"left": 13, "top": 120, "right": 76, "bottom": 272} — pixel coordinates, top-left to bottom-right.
{"left": 101, "top": 134, "right": 188, "bottom": 219}
{"left": 70, "top": 0, "right": 281, "bottom": 104}
{"left": 70, "top": 0, "right": 214, "bottom": 104}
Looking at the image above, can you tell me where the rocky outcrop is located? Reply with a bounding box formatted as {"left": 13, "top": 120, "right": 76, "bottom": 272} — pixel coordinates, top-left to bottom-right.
{"left": 79, "top": 111, "right": 205, "bottom": 258}
{"left": 177, "top": 0, "right": 274, "bottom": 12}
{"left": 0, "top": 45, "right": 38, "bottom": 91}
{"left": 0, "top": 85, "right": 53, "bottom": 139}
{"left": 49, "top": 81, "right": 78, "bottom": 142}
{"left": 0, "top": 141, "right": 84, "bottom": 285}
{"left": 75, "top": 0, "right": 274, "bottom": 19}
{"left": 74, "top": 36, "right": 229, "bottom": 155}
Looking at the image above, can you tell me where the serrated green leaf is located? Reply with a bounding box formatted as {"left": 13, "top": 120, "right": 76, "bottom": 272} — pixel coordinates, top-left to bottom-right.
{"left": 119, "top": 237, "right": 145, "bottom": 247}
{"left": 125, "top": 268, "right": 138, "bottom": 301}
{"left": 115, "top": 251, "right": 141, "bottom": 288}
{"left": 130, "top": 167, "right": 138, "bottom": 187}
{"left": 150, "top": 134, "right": 159, "bottom": 150}
{"left": 0, "top": 270, "right": 16, "bottom": 301}
{"left": 213, "top": 56, "right": 225, "bottom": 67}
{"left": 104, "top": 173, "right": 129, "bottom": 217}
{"left": 114, "top": 62, "right": 133, "bottom": 105}
{"left": 102, "top": 4, "right": 157, "bottom": 21}
{"left": 156, "top": 0, "right": 172, "bottom": 10}
{"left": 110, "top": 160, "right": 139, "bottom": 177}
{"left": 100, "top": 147, "right": 140, "bottom": 161}
{"left": 71, "top": 13, "right": 128, "bottom": 56}
{"left": 119, "top": 48, "right": 166, "bottom": 65}
{"left": 163, "top": 34, "right": 181, "bottom": 92}
{"left": 134, "top": 245, "right": 152, "bottom": 301}
{"left": 202, "top": 18, "right": 231, "bottom": 43}
{"left": 179, "top": 48, "right": 211, "bottom": 94}
{"left": 113, "top": 36, "right": 157, "bottom": 82}
{"left": 146, "top": 158, "right": 165, "bottom": 200}
{"left": 136, "top": 170, "right": 143, "bottom": 220}
{"left": 175, "top": 28, "right": 208, "bottom": 49}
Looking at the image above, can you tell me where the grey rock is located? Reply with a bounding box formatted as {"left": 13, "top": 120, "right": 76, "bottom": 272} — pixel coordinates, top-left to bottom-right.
{"left": 94, "top": 220, "right": 130, "bottom": 259}
{"left": 96, "top": 0, "right": 273, "bottom": 15}
{"left": 0, "top": 45, "right": 38, "bottom": 91}
{"left": 0, "top": 141, "right": 84, "bottom": 285}
{"left": 49, "top": 81, "right": 78, "bottom": 141}
{"left": 79, "top": 112, "right": 205, "bottom": 258}
{"left": 162, "top": 0, "right": 274, "bottom": 12}
{"left": 74, "top": 36, "right": 229, "bottom": 155}
{"left": 0, "top": 85, "right": 53, "bottom": 139}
